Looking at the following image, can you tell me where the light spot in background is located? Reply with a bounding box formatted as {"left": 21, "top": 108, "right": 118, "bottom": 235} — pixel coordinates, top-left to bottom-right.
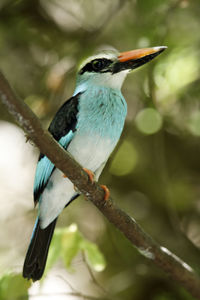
{"left": 109, "top": 140, "right": 138, "bottom": 176}
{"left": 135, "top": 108, "right": 163, "bottom": 135}
{"left": 29, "top": 266, "right": 97, "bottom": 300}
{"left": 0, "top": 121, "right": 36, "bottom": 272}
{"left": 46, "top": 57, "right": 75, "bottom": 91}
{"left": 94, "top": 263, "right": 104, "bottom": 272}
{"left": 137, "top": 37, "right": 150, "bottom": 48}
{"left": 68, "top": 223, "right": 78, "bottom": 233}
{"left": 40, "top": 0, "right": 119, "bottom": 32}
{"left": 0, "top": 121, "right": 36, "bottom": 216}
{"left": 155, "top": 48, "right": 199, "bottom": 106}
{"left": 188, "top": 112, "right": 200, "bottom": 136}
{"left": 181, "top": 217, "right": 200, "bottom": 248}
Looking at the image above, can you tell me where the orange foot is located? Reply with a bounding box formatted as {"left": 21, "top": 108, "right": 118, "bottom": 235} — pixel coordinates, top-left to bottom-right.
{"left": 62, "top": 174, "right": 67, "bottom": 178}
{"left": 83, "top": 168, "right": 94, "bottom": 183}
{"left": 100, "top": 185, "right": 110, "bottom": 201}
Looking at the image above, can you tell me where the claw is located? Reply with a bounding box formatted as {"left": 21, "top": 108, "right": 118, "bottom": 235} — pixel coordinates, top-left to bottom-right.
{"left": 62, "top": 174, "right": 68, "bottom": 178}
{"left": 83, "top": 168, "right": 94, "bottom": 183}
{"left": 100, "top": 185, "right": 110, "bottom": 201}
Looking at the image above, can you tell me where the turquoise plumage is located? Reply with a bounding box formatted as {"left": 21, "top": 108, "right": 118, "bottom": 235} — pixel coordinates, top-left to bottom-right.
{"left": 23, "top": 46, "right": 166, "bottom": 281}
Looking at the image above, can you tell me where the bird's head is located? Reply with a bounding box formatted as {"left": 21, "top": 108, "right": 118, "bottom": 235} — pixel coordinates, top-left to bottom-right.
{"left": 75, "top": 46, "right": 167, "bottom": 92}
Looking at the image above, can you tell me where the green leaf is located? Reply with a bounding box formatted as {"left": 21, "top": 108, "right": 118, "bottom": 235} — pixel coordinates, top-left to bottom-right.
{"left": 45, "top": 229, "right": 62, "bottom": 273}
{"left": 61, "top": 224, "right": 82, "bottom": 269}
{"left": 81, "top": 240, "right": 106, "bottom": 272}
{"left": 45, "top": 224, "right": 106, "bottom": 273}
{"left": 0, "top": 273, "right": 31, "bottom": 300}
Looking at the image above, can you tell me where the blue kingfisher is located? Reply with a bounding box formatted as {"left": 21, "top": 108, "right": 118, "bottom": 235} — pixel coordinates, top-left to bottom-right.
{"left": 23, "top": 46, "right": 166, "bottom": 281}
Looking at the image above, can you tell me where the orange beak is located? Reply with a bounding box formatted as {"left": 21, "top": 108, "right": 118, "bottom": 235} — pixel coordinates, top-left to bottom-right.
{"left": 118, "top": 46, "right": 167, "bottom": 62}
{"left": 111, "top": 46, "right": 167, "bottom": 74}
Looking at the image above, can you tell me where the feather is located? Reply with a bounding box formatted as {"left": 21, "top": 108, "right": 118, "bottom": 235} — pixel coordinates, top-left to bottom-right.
{"left": 33, "top": 94, "right": 80, "bottom": 205}
{"left": 23, "top": 217, "right": 57, "bottom": 281}
{"left": 23, "top": 94, "right": 81, "bottom": 280}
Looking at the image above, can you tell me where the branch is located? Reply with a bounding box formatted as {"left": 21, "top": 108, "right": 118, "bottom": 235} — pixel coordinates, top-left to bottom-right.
{"left": 1, "top": 71, "right": 200, "bottom": 299}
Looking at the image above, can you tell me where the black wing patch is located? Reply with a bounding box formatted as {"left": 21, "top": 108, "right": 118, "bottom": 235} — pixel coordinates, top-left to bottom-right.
{"left": 33, "top": 93, "right": 81, "bottom": 205}
{"left": 49, "top": 93, "right": 80, "bottom": 140}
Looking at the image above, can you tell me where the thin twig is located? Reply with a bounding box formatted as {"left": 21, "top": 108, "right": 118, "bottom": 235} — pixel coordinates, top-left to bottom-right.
{"left": 81, "top": 251, "right": 111, "bottom": 298}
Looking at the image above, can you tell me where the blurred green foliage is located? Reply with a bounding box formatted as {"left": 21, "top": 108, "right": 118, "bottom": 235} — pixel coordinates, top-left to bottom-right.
{"left": 0, "top": 274, "right": 30, "bottom": 300}
{"left": 1, "top": 0, "right": 200, "bottom": 299}
{"left": 46, "top": 224, "right": 106, "bottom": 273}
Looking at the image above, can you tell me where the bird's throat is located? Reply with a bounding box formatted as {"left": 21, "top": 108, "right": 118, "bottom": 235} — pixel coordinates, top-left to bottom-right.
{"left": 77, "top": 85, "right": 127, "bottom": 141}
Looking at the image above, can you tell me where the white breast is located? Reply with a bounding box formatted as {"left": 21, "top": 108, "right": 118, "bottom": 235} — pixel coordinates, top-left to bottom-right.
{"left": 68, "top": 132, "right": 115, "bottom": 173}
{"left": 40, "top": 169, "right": 77, "bottom": 228}
{"left": 40, "top": 133, "right": 115, "bottom": 228}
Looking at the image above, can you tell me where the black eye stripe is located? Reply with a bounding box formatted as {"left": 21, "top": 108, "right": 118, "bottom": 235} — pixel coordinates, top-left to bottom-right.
{"left": 79, "top": 58, "right": 112, "bottom": 74}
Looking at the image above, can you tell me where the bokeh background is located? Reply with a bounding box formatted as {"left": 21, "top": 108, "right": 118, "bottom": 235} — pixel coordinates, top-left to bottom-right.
{"left": 0, "top": 0, "right": 200, "bottom": 299}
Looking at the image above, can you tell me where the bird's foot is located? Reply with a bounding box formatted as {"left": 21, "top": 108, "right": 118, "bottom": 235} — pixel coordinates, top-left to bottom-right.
{"left": 83, "top": 168, "right": 95, "bottom": 183}
{"left": 63, "top": 168, "right": 109, "bottom": 200}
{"left": 63, "top": 174, "right": 68, "bottom": 178}
{"left": 100, "top": 185, "right": 110, "bottom": 201}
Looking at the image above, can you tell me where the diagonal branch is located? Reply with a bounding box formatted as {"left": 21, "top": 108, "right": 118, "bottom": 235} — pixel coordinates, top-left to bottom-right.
{"left": 0, "top": 71, "right": 200, "bottom": 299}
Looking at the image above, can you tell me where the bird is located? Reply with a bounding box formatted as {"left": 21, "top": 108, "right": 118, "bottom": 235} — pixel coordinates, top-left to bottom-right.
{"left": 23, "top": 45, "right": 167, "bottom": 281}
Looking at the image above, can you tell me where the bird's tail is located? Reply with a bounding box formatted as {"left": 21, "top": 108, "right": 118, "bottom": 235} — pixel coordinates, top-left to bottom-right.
{"left": 23, "top": 217, "right": 57, "bottom": 281}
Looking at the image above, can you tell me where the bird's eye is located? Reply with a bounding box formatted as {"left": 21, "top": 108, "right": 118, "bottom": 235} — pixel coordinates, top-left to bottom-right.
{"left": 79, "top": 58, "right": 112, "bottom": 74}
{"left": 92, "top": 59, "right": 105, "bottom": 71}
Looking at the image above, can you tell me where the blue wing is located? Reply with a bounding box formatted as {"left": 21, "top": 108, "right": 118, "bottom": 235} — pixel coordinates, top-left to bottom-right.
{"left": 33, "top": 93, "right": 80, "bottom": 205}
{"left": 33, "top": 155, "right": 55, "bottom": 201}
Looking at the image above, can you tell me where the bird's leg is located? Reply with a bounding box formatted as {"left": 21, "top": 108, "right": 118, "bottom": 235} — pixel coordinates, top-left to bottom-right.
{"left": 83, "top": 168, "right": 110, "bottom": 200}
{"left": 83, "top": 168, "right": 95, "bottom": 183}
{"left": 100, "top": 185, "right": 110, "bottom": 201}
{"left": 81, "top": 168, "right": 94, "bottom": 201}
{"left": 62, "top": 174, "right": 68, "bottom": 178}
{"left": 63, "top": 168, "right": 109, "bottom": 200}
